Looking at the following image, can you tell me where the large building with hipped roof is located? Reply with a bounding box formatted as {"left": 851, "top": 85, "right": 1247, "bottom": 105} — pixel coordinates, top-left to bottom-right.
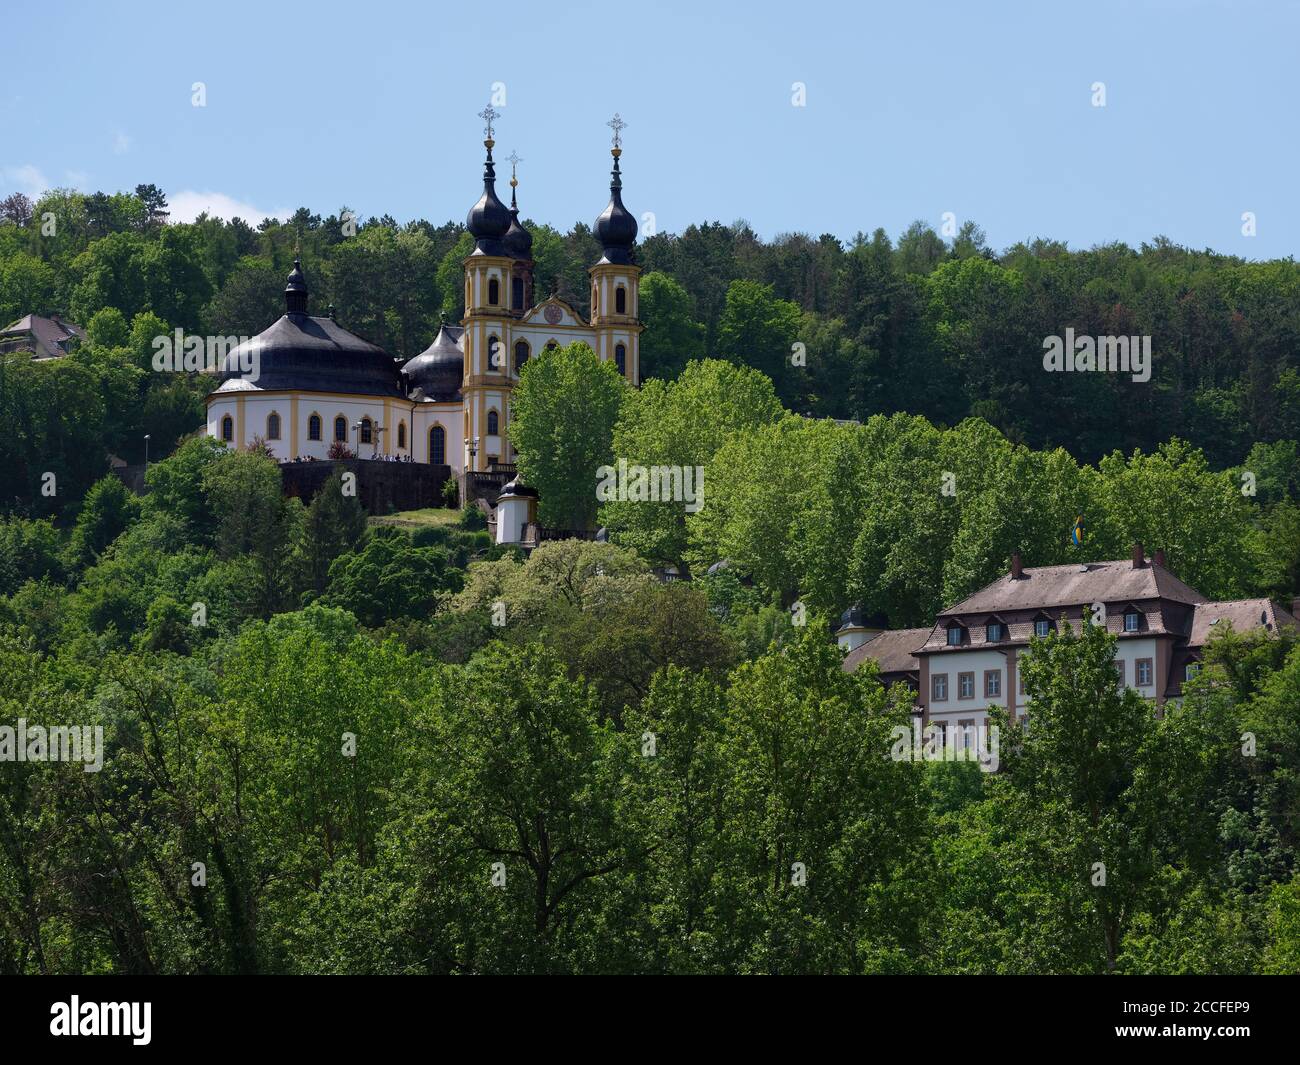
{"left": 205, "top": 108, "right": 642, "bottom": 477}
{"left": 840, "top": 544, "right": 1299, "bottom": 735}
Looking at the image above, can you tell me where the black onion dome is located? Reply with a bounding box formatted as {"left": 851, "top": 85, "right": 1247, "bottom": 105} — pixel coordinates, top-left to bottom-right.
{"left": 466, "top": 140, "right": 511, "bottom": 256}
{"left": 839, "top": 605, "right": 887, "bottom": 630}
{"left": 498, "top": 476, "right": 538, "bottom": 499}
{"left": 285, "top": 257, "right": 308, "bottom": 314}
{"left": 402, "top": 318, "right": 464, "bottom": 402}
{"left": 594, "top": 149, "right": 637, "bottom": 265}
{"left": 504, "top": 205, "right": 532, "bottom": 260}
{"left": 208, "top": 258, "right": 404, "bottom": 398}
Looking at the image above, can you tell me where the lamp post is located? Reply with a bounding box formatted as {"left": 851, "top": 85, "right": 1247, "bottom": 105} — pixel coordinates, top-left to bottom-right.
{"left": 464, "top": 436, "right": 478, "bottom": 471}
{"left": 144, "top": 434, "right": 151, "bottom": 469}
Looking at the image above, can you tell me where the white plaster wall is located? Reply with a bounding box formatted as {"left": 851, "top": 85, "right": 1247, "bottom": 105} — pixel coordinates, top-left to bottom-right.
{"left": 208, "top": 393, "right": 464, "bottom": 470}
{"left": 927, "top": 648, "right": 1013, "bottom": 723}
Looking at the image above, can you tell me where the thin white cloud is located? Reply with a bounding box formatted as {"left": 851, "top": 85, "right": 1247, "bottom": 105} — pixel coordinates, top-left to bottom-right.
{"left": 168, "top": 189, "right": 291, "bottom": 224}
{"left": 1, "top": 164, "right": 49, "bottom": 197}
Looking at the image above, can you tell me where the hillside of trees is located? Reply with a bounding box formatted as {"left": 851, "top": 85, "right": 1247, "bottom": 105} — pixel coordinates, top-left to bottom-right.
{"left": 3, "top": 182, "right": 1299, "bottom": 485}
{"left": 3, "top": 186, "right": 1300, "bottom": 974}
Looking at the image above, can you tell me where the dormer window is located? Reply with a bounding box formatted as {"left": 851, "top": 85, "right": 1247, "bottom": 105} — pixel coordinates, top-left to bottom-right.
{"left": 1123, "top": 609, "right": 1140, "bottom": 633}
{"left": 986, "top": 621, "right": 1005, "bottom": 642}
{"left": 1033, "top": 617, "right": 1053, "bottom": 639}
{"left": 946, "top": 623, "right": 967, "bottom": 647}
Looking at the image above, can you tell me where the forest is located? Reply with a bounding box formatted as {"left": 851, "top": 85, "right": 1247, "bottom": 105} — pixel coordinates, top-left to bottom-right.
{"left": 1, "top": 185, "right": 1299, "bottom": 974}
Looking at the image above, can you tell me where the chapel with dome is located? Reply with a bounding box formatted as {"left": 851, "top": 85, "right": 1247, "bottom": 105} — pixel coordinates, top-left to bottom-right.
{"left": 205, "top": 108, "right": 642, "bottom": 476}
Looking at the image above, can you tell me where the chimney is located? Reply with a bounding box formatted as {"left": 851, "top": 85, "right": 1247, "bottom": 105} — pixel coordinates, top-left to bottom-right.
{"left": 1010, "top": 551, "right": 1023, "bottom": 579}
{"left": 1153, "top": 548, "right": 1165, "bottom": 567}
{"left": 1131, "top": 542, "right": 1145, "bottom": 569}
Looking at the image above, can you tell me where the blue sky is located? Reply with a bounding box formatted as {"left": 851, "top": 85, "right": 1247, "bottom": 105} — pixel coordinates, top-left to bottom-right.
{"left": 2, "top": 0, "right": 1296, "bottom": 258}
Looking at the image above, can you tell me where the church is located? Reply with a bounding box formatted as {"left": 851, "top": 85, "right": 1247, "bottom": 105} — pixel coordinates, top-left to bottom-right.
{"left": 205, "top": 108, "right": 642, "bottom": 476}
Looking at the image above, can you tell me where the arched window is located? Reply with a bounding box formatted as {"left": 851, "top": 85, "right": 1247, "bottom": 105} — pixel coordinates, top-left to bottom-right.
{"left": 615, "top": 285, "right": 627, "bottom": 315}
{"left": 430, "top": 425, "right": 446, "bottom": 465}
{"left": 360, "top": 418, "right": 373, "bottom": 445}
{"left": 308, "top": 413, "right": 322, "bottom": 441}
{"left": 487, "top": 409, "right": 499, "bottom": 436}
{"left": 334, "top": 415, "right": 347, "bottom": 442}
{"left": 488, "top": 278, "right": 500, "bottom": 306}
{"left": 615, "top": 343, "right": 626, "bottom": 375}
{"left": 514, "top": 339, "right": 529, "bottom": 373}
{"left": 512, "top": 276, "right": 524, "bottom": 310}
{"left": 397, "top": 422, "right": 407, "bottom": 449}
{"left": 544, "top": 340, "right": 558, "bottom": 351}
{"left": 221, "top": 414, "right": 233, "bottom": 442}
{"left": 267, "top": 411, "right": 281, "bottom": 440}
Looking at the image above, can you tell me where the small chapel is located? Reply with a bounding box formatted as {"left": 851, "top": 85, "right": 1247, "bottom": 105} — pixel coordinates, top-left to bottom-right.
{"left": 205, "top": 107, "right": 641, "bottom": 477}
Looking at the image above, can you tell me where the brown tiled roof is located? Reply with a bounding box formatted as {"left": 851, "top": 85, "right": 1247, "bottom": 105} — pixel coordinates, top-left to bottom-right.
{"left": 841, "top": 627, "right": 929, "bottom": 675}
{"left": 1, "top": 314, "right": 85, "bottom": 358}
{"left": 917, "top": 602, "right": 1195, "bottom": 653}
{"left": 941, "top": 558, "right": 1206, "bottom": 618}
{"left": 1188, "top": 599, "right": 1299, "bottom": 646}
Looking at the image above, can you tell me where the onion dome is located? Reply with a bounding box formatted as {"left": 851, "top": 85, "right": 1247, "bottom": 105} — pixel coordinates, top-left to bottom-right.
{"left": 466, "top": 135, "right": 511, "bottom": 257}
{"left": 211, "top": 258, "right": 403, "bottom": 399}
{"left": 285, "top": 257, "right": 308, "bottom": 314}
{"left": 503, "top": 155, "right": 533, "bottom": 261}
{"left": 594, "top": 147, "right": 637, "bottom": 265}
{"left": 838, "top": 605, "right": 888, "bottom": 630}
{"left": 402, "top": 316, "right": 464, "bottom": 402}
{"left": 498, "top": 476, "right": 538, "bottom": 499}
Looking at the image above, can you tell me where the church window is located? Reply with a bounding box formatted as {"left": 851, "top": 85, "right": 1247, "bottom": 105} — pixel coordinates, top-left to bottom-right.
{"left": 334, "top": 416, "right": 347, "bottom": 442}
{"left": 360, "top": 418, "right": 373, "bottom": 445}
{"left": 430, "top": 425, "right": 446, "bottom": 464}
{"left": 308, "top": 414, "right": 322, "bottom": 441}
{"left": 488, "top": 409, "right": 499, "bottom": 435}
{"left": 514, "top": 339, "right": 530, "bottom": 373}
{"left": 488, "top": 278, "right": 500, "bottom": 306}
{"left": 267, "top": 411, "right": 281, "bottom": 440}
{"left": 221, "top": 414, "right": 233, "bottom": 442}
{"left": 397, "top": 422, "right": 407, "bottom": 449}
{"left": 616, "top": 285, "right": 627, "bottom": 314}
{"left": 544, "top": 340, "right": 558, "bottom": 351}
{"left": 615, "top": 343, "right": 626, "bottom": 375}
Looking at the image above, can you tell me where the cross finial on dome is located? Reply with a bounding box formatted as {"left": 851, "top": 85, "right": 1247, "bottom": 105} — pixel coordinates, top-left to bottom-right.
{"left": 607, "top": 112, "right": 627, "bottom": 150}
{"left": 508, "top": 150, "right": 522, "bottom": 188}
{"left": 478, "top": 104, "right": 498, "bottom": 141}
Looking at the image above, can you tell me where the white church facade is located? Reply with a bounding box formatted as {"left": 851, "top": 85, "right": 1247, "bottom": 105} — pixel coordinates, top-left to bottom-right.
{"left": 206, "top": 107, "right": 641, "bottom": 476}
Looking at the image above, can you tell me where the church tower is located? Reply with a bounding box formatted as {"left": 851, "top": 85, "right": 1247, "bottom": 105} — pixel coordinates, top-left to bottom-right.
{"left": 461, "top": 105, "right": 518, "bottom": 471}
{"left": 589, "top": 113, "right": 642, "bottom": 384}
{"left": 503, "top": 151, "right": 534, "bottom": 317}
